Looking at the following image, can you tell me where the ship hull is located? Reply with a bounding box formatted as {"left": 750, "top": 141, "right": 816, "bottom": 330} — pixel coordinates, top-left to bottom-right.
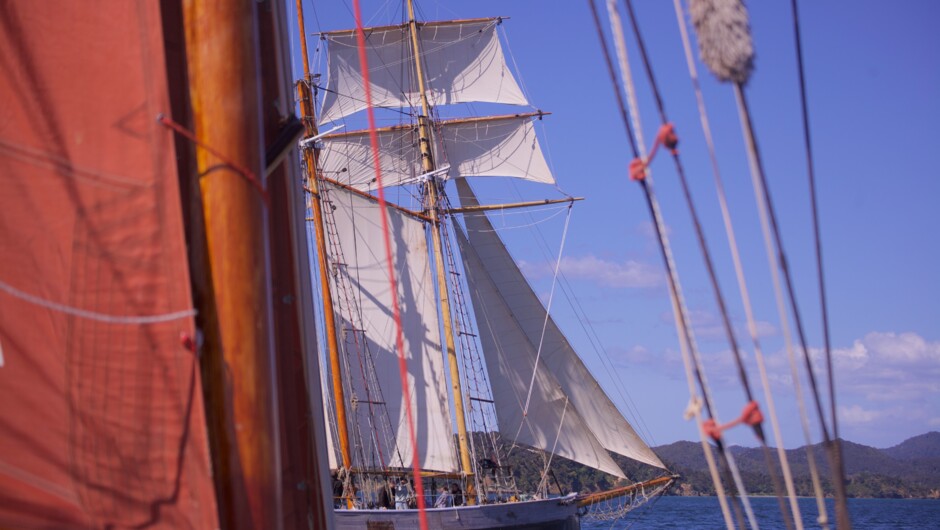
{"left": 333, "top": 496, "right": 581, "bottom": 530}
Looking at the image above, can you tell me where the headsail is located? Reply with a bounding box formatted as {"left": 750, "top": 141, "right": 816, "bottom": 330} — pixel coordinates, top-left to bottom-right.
{"left": 319, "top": 115, "right": 555, "bottom": 190}
{"left": 456, "top": 225, "right": 626, "bottom": 478}
{"left": 319, "top": 19, "right": 528, "bottom": 124}
{"left": 456, "top": 180, "right": 666, "bottom": 471}
{"left": 323, "top": 181, "right": 458, "bottom": 473}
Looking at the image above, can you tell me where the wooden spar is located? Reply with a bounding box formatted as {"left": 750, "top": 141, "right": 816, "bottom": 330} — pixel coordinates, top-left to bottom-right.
{"left": 407, "top": 0, "right": 475, "bottom": 487}
{"left": 310, "top": 177, "right": 434, "bottom": 223}
{"left": 295, "top": 0, "right": 354, "bottom": 486}
{"left": 446, "top": 197, "right": 583, "bottom": 215}
{"left": 307, "top": 180, "right": 574, "bottom": 221}
{"left": 321, "top": 111, "right": 551, "bottom": 140}
{"left": 183, "top": 0, "right": 280, "bottom": 528}
{"left": 342, "top": 469, "right": 469, "bottom": 479}
{"left": 319, "top": 16, "right": 509, "bottom": 38}
{"left": 575, "top": 475, "right": 677, "bottom": 508}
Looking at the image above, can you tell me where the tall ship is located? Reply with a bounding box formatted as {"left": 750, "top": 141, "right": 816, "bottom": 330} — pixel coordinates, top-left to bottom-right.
{"left": 300, "top": 1, "right": 676, "bottom": 528}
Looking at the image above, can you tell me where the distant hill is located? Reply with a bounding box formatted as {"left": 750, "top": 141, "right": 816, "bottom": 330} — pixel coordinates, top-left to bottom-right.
{"left": 883, "top": 431, "right": 940, "bottom": 460}
{"left": 651, "top": 432, "right": 940, "bottom": 499}
{"left": 472, "top": 431, "right": 940, "bottom": 499}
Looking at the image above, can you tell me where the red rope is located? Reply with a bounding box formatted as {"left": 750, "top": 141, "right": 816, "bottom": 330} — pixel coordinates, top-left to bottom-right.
{"left": 629, "top": 122, "right": 678, "bottom": 181}
{"left": 351, "top": 1, "right": 429, "bottom": 525}
{"left": 703, "top": 400, "right": 764, "bottom": 442}
{"left": 158, "top": 114, "right": 269, "bottom": 206}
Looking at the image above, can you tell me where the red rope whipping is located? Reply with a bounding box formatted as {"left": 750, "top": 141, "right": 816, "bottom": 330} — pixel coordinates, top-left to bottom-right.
{"left": 351, "top": 2, "right": 429, "bottom": 525}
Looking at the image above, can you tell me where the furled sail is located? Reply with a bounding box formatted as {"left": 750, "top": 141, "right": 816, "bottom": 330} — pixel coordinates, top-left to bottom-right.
{"left": 456, "top": 180, "right": 666, "bottom": 471}
{"left": 323, "top": 182, "right": 458, "bottom": 473}
{"left": 319, "top": 115, "right": 555, "bottom": 190}
{"left": 319, "top": 19, "right": 528, "bottom": 124}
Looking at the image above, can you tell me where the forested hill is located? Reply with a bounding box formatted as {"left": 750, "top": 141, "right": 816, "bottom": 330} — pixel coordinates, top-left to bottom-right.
{"left": 489, "top": 432, "right": 940, "bottom": 499}
{"left": 653, "top": 432, "right": 940, "bottom": 498}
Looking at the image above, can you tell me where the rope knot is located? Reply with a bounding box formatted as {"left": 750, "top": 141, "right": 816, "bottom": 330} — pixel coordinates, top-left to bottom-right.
{"left": 740, "top": 399, "right": 763, "bottom": 427}
{"left": 657, "top": 122, "right": 679, "bottom": 154}
{"left": 628, "top": 123, "right": 679, "bottom": 183}
{"left": 702, "top": 400, "right": 764, "bottom": 441}
{"left": 629, "top": 158, "right": 647, "bottom": 181}
{"left": 702, "top": 418, "right": 721, "bottom": 441}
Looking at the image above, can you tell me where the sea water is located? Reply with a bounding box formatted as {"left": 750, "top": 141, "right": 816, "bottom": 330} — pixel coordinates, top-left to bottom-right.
{"left": 582, "top": 496, "right": 940, "bottom": 529}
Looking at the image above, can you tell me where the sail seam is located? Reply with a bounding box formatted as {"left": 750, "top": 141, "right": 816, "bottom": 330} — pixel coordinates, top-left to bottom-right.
{"left": 0, "top": 279, "right": 196, "bottom": 324}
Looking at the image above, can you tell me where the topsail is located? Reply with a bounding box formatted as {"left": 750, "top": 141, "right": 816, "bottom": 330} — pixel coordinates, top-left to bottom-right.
{"left": 319, "top": 115, "right": 555, "bottom": 190}
{"left": 319, "top": 19, "right": 528, "bottom": 124}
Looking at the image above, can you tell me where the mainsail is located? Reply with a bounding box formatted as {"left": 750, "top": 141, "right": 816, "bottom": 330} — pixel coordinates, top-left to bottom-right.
{"left": 322, "top": 181, "right": 457, "bottom": 473}
{"left": 455, "top": 180, "right": 666, "bottom": 471}
{"left": 319, "top": 19, "right": 528, "bottom": 124}
{"left": 319, "top": 115, "right": 555, "bottom": 190}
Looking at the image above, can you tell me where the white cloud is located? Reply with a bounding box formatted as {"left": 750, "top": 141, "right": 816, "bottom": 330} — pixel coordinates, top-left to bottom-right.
{"left": 839, "top": 404, "right": 881, "bottom": 425}
{"left": 657, "top": 308, "right": 777, "bottom": 343}
{"left": 521, "top": 254, "right": 662, "bottom": 288}
{"left": 639, "top": 220, "right": 672, "bottom": 239}
{"left": 752, "top": 320, "right": 777, "bottom": 339}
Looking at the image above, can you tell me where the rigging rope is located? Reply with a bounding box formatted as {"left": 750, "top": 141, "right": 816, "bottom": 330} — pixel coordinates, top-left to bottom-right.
{"left": 157, "top": 114, "right": 269, "bottom": 205}
{"left": 596, "top": 0, "right": 754, "bottom": 527}
{"left": 687, "top": 8, "right": 845, "bottom": 502}
{"left": 671, "top": 1, "right": 805, "bottom": 526}
{"left": 733, "top": 85, "right": 831, "bottom": 529}
{"left": 789, "top": 2, "right": 850, "bottom": 524}
{"left": 620, "top": 0, "right": 799, "bottom": 527}
{"left": 350, "top": 0, "right": 428, "bottom": 524}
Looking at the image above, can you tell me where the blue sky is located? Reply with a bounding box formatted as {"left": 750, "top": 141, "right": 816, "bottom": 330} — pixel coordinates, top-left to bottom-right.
{"left": 291, "top": 0, "right": 940, "bottom": 450}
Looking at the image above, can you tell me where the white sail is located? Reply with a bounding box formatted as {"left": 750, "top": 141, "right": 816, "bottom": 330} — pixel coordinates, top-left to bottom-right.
{"left": 318, "top": 116, "right": 555, "bottom": 190}
{"left": 325, "top": 182, "right": 458, "bottom": 473}
{"left": 456, "top": 180, "right": 666, "bottom": 470}
{"left": 320, "top": 351, "right": 340, "bottom": 470}
{"left": 456, "top": 225, "right": 626, "bottom": 478}
{"left": 319, "top": 19, "right": 528, "bottom": 124}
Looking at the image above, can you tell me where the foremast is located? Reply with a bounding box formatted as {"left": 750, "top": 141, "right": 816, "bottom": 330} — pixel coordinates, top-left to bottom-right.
{"left": 405, "top": 0, "right": 475, "bottom": 486}
{"left": 294, "top": 0, "right": 354, "bottom": 498}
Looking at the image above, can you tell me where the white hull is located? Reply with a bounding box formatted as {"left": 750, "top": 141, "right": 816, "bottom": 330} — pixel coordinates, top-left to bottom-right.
{"left": 333, "top": 495, "right": 581, "bottom": 530}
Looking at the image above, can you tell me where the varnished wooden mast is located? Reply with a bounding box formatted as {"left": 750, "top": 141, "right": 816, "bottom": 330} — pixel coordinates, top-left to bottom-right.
{"left": 406, "top": 0, "right": 475, "bottom": 482}
{"left": 183, "top": 0, "right": 280, "bottom": 527}
{"left": 295, "top": 0, "right": 354, "bottom": 486}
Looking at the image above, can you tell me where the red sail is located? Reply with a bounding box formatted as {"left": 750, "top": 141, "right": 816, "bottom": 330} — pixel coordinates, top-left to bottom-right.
{"left": 0, "top": 2, "right": 218, "bottom": 528}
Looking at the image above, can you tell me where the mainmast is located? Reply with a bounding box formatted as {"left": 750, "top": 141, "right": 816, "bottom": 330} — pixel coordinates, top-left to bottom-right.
{"left": 295, "top": 0, "right": 354, "bottom": 483}
{"left": 406, "top": 0, "right": 475, "bottom": 480}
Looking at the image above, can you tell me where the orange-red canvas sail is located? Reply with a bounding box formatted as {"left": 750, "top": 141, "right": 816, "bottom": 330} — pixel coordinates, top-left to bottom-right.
{"left": 0, "top": 2, "right": 218, "bottom": 527}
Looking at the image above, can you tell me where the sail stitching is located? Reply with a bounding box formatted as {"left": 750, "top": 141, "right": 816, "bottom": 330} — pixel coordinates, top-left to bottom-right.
{"left": 0, "top": 279, "right": 196, "bottom": 324}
